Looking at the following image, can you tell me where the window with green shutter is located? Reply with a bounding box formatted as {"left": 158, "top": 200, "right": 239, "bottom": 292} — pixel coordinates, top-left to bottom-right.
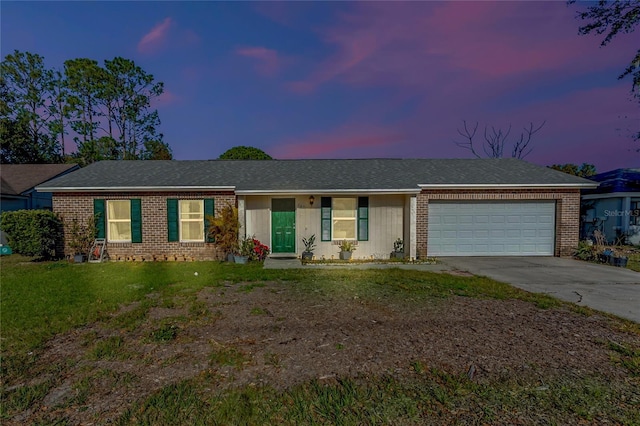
{"left": 357, "top": 197, "right": 369, "bottom": 241}
{"left": 167, "top": 199, "right": 179, "bottom": 242}
{"left": 167, "top": 198, "right": 214, "bottom": 243}
{"left": 99, "top": 199, "right": 141, "bottom": 243}
{"left": 204, "top": 198, "right": 215, "bottom": 242}
{"left": 131, "top": 199, "right": 142, "bottom": 243}
{"left": 93, "top": 199, "right": 105, "bottom": 239}
{"left": 321, "top": 197, "right": 331, "bottom": 241}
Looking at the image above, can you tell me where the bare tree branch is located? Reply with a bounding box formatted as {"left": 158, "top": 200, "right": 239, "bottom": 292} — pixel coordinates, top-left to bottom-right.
{"left": 455, "top": 120, "right": 481, "bottom": 158}
{"left": 512, "top": 121, "right": 545, "bottom": 159}
{"left": 454, "top": 120, "right": 545, "bottom": 159}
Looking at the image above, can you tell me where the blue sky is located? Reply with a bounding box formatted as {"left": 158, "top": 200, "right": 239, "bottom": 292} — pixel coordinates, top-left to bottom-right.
{"left": 2, "top": 1, "right": 638, "bottom": 171}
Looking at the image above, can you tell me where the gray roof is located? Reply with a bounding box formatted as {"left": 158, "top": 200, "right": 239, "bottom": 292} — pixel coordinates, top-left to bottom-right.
{"left": 36, "top": 158, "right": 596, "bottom": 193}
{"left": 1, "top": 163, "right": 79, "bottom": 196}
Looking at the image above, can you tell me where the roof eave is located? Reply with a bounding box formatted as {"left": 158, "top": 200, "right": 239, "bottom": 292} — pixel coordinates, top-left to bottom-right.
{"left": 36, "top": 186, "right": 236, "bottom": 193}
{"left": 418, "top": 183, "right": 599, "bottom": 189}
{"left": 235, "top": 188, "right": 421, "bottom": 195}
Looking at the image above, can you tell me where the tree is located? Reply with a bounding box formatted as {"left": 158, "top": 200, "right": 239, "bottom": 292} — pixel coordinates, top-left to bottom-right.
{"left": 549, "top": 163, "right": 597, "bottom": 177}
{"left": 64, "top": 58, "right": 102, "bottom": 153}
{"left": 48, "top": 69, "right": 70, "bottom": 157}
{"left": 2, "top": 51, "right": 170, "bottom": 164}
{"left": 455, "top": 120, "right": 545, "bottom": 159}
{"left": 570, "top": 0, "right": 640, "bottom": 140}
{"left": 103, "top": 57, "right": 164, "bottom": 160}
{"left": 141, "top": 140, "right": 173, "bottom": 160}
{"left": 1, "top": 50, "right": 61, "bottom": 163}
{"left": 219, "top": 146, "right": 273, "bottom": 160}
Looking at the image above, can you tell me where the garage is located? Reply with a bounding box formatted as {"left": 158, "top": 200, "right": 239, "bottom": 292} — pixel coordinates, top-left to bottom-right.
{"left": 427, "top": 201, "right": 555, "bottom": 256}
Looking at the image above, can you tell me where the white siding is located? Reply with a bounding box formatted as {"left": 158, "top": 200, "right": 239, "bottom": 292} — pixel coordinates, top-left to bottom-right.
{"left": 244, "top": 194, "right": 407, "bottom": 259}
{"left": 245, "top": 196, "right": 270, "bottom": 245}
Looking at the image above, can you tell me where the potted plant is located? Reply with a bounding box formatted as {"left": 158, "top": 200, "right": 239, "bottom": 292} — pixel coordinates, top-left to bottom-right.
{"left": 67, "top": 215, "right": 97, "bottom": 263}
{"left": 301, "top": 234, "right": 316, "bottom": 261}
{"left": 391, "top": 238, "right": 404, "bottom": 259}
{"left": 207, "top": 203, "right": 239, "bottom": 261}
{"left": 338, "top": 240, "right": 356, "bottom": 260}
{"left": 234, "top": 236, "right": 253, "bottom": 264}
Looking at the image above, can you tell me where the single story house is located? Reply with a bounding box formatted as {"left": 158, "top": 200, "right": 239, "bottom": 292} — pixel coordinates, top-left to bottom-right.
{"left": 36, "top": 158, "right": 596, "bottom": 260}
{"left": 1, "top": 163, "right": 79, "bottom": 245}
{"left": 1, "top": 163, "right": 79, "bottom": 212}
{"left": 581, "top": 168, "right": 640, "bottom": 245}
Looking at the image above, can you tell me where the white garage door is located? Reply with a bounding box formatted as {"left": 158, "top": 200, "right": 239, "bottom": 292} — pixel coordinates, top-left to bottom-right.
{"left": 428, "top": 201, "right": 555, "bottom": 256}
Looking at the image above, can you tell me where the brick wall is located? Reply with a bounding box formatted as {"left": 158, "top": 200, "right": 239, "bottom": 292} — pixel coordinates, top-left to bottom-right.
{"left": 53, "top": 191, "right": 236, "bottom": 261}
{"left": 416, "top": 189, "right": 581, "bottom": 258}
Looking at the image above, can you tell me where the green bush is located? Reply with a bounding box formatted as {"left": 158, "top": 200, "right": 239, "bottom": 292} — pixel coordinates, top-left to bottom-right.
{"left": 0, "top": 210, "right": 62, "bottom": 259}
{"left": 574, "top": 240, "right": 596, "bottom": 262}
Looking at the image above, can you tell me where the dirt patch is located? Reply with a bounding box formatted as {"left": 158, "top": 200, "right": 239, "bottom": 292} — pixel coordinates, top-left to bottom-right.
{"left": 6, "top": 281, "right": 639, "bottom": 425}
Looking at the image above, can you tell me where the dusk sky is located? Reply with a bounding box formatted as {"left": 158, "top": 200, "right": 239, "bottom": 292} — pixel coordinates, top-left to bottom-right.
{"left": 2, "top": 1, "right": 638, "bottom": 171}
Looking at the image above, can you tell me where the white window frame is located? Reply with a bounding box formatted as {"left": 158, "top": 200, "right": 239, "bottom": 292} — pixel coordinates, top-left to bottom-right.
{"left": 179, "top": 199, "right": 205, "bottom": 242}
{"left": 107, "top": 200, "right": 132, "bottom": 243}
{"left": 332, "top": 197, "right": 357, "bottom": 240}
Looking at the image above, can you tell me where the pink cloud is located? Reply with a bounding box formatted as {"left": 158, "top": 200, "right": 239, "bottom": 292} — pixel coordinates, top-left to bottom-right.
{"left": 138, "top": 17, "right": 173, "bottom": 54}
{"left": 236, "top": 46, "right": 282, "bottom": 77}
{"left": 182, "top": 29, "right": 201, "bottom": 46}
{"left": 272, "top": 124, "right": 405, "bottom": 159}
{"left": 287, "top": 2, "right": 633, "bottom": 93}
{"left": 153, "top": 89, "right": 181, "bottom": 107}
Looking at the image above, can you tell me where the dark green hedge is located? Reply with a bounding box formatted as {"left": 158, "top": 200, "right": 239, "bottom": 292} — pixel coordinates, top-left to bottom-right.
{"left": 0, "top": 210, "right": 62, "bottom": 259}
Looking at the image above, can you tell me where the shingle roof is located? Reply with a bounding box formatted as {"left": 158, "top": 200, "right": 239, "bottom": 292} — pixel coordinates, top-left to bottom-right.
{"left": 36, "top": 158, "right": 596, "bottom": 193}
{"left": 582, "top": 168, "right": 640, "bottom": 195}
{"left": 1, "top": 164, "right": 79, "bottom": 196}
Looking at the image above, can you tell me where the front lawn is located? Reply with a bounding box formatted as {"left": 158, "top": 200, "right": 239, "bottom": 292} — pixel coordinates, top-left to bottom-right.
{"left": 1, "top": 256, "right": 639, "bottom": 425}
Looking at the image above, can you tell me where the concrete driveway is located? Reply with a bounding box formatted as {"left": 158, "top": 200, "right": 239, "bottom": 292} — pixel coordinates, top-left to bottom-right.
{"left": 439, "top": 257, "right": 640, "bottom": 323}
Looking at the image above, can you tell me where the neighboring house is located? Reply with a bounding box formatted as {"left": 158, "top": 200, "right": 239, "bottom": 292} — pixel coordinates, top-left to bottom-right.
{"left": 1, "top": 163, "right": 79, "bottom": 245}
{"left": 581, "top": 168, "right": 640, "bottom": 245}
{"left": 36, "top": 159, "right": 596, "bottom": 261}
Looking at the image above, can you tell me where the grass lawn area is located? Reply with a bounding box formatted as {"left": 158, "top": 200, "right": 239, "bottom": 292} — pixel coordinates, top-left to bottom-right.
{"left": 1, "top": 255, "right": 639, "bottom": 425}
{"left": 627, "top": 251, "right": 640, "bottom": 272}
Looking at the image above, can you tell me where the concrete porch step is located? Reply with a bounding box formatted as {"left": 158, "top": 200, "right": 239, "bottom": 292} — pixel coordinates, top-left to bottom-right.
{"left": 264, "top": 256, "right": 303, "bottom": 269}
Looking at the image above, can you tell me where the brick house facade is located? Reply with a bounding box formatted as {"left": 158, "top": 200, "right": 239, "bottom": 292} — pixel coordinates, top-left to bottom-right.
{"left": 415, "top": 189, "right": 581, "bottom": 259}
{"left": 38, "top": 159, "right": 595, "bottom": 261}
{"left": 54, "top": 191, "right": 235, "bottom": 261}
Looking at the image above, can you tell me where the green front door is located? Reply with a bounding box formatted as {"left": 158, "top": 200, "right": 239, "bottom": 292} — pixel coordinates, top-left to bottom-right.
{"left": 272, "top": 198, "right": 295, "bottom": 253}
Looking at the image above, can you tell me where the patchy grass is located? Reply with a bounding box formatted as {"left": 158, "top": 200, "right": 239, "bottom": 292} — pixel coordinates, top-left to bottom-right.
{"left": 250, "top": 306, "right": 269, "bottom": 315}
{"left": 0, "top": 256, "right": 299, "bottom": 356}
{"left": 149, "top": 323, "right": 179, "bottom": 343}
{"left": 114, "top": 370, "right": 640, "bottom": 425}
{"left": 608, "top": 340, "right": 640, "bottom": 376}
{"left": 2, "top": 257, "right": 560, "bottom": 361}
{"left": 2, "top": 255, "right": 639, "bottom": 424}
{"left": 627, "top": 251, "right": 640, "bottom": 272}
{"left": 209, "top": 345, "right": 250, "bottom": 370}
{"left": 88, "top": 336, "right": 127, "bottom": 361}
{"left": 0, "top": 381, "right": 52, "bottom": 417}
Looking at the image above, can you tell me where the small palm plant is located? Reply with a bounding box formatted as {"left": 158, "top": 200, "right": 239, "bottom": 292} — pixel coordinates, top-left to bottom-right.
{"left": 338, "top": 240, "right": 356, "bottom": 260}
{"left": 301, "top": 234, "right": 316, "bottom": 260}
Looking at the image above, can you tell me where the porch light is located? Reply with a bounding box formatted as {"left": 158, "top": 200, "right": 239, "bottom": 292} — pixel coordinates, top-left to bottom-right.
{"left": 309, "top": 195, "right": 315, "bottom": 206}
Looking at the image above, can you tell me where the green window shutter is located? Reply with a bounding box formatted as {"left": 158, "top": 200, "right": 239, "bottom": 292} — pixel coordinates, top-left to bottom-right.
{"left": 358, "top": 197, "right": 369, "bottom": 241}
{"left": 204, "top": 198, "right": 215, "bottom": 243}
{"left": 93, "top": 199, "right": 105, "bottom": 239}
{"left": 167, "top": 199, "right": 179, "bottom": 242}
{"left": 131, "top": 199, "right": 142, "bottom": 243}
{"left": 321, "top": 197, "right": 332, "bottom": 241}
